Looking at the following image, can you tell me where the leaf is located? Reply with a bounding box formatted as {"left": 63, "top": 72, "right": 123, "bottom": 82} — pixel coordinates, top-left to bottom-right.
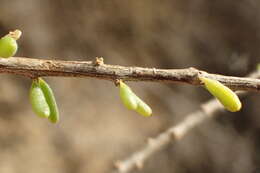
{"left": 119, "top": 81, "right": 138, "bottom": 110}
{"left": 200, "top": 77, "right": 242, "bottom": 112}
{"left": 29, "top": 80, "right": 50, "bottom": 118}
{"left": 39, "top": 78, "right": 59, "bottom": 123}
{"left": 119, "top": 81, "right": 152, "bottom": 117}
{"left": 0, "top": 36, "right": 18, "bottom": 58}
{"left": 135, "top": 97, "right": 152, "bottom": 117}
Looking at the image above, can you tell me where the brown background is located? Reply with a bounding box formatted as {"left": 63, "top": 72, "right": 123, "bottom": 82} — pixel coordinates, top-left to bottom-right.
{"left": 0, "top": 0, "right": 260, "bottom": 173}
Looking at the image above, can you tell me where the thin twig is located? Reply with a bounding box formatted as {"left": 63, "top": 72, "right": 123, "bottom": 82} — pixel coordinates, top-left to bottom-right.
{"left": 0, "top": 57, "right": 259, "bottom": 91}
{"left": 113, "top": 71, "right": 260, "bottom": 173}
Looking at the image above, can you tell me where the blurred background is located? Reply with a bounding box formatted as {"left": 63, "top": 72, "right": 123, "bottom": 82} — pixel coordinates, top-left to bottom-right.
{"left": 0, "top": 0, "right": 260, "bottom": 173}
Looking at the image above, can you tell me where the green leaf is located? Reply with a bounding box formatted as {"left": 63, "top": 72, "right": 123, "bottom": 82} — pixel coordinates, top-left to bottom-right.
{"left": 30, "top": 80, "right": 50, "bottom": 118}
{"left": 119, "top": 81, "right": 138, "bottom": 110}
{"left": 0, "top": 36, "right": 18, "bottom": 58}
{"left": 200, "top": 77, "right": 242, "bottom": 112}
{"left": 119, "top": 81, "right": 152, "bottom": 117}
{"left": 135, "top": 97, "right": 152, "bottom": 117}
{"left": 39, "top": 78, "right": 59, "bottom": 123}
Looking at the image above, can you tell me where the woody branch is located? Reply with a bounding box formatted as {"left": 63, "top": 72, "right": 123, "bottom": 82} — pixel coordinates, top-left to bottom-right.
{"left": 0, "top": 57, "right": 259, "bottom": 91}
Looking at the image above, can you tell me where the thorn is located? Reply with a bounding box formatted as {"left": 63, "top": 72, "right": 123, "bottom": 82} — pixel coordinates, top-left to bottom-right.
{"left": 94, "top": 57, "right": 104, "bottom": 66}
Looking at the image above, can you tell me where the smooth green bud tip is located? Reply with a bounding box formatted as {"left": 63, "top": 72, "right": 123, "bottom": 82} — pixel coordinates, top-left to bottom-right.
{"left": 0, "top": 36, "right": 18, "bottom": 58}
{"left": 135, "top": 97, "right": 152, "bottom": 117}
{"left": 39, "top": 78, "right": 59, "bottom": 123}
{"left": 199, "top": 77, "right": 242, "bottom": 112}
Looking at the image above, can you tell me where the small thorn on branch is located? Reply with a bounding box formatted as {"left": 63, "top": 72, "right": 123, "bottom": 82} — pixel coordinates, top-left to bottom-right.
{"left": 94, "top": 57, "right": 104, "bottom": 66}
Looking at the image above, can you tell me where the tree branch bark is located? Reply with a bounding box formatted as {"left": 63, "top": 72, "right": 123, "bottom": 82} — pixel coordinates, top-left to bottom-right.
{"left": 0, "top": 57, "right": 259, "bottom": 91}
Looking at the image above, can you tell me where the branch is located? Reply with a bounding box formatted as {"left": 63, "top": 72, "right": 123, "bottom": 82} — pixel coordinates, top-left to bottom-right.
{"left": 0, "top": 57, "right": 259, "bottom": 91}
{"left": 113, "top": 71, "right": 260, "bottom": 173}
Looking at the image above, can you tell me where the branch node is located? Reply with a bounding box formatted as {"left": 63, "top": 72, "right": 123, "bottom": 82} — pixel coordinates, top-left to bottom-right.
{"left": 132, "top": 68, "right": 138, "bottom": 75}
{"left": 197, "top": 70, "right": 209, "bottom": 78}
{"left": 29, "top": 74, "right": 39, "bottom": 80}
{"left": 114, "top": 79, "right": 121, "bottom": 87}
{"left": 129, "top": 67, "right": 133, "bottom": 74}
{"left": 152, "top": 68, "right": 157, "bottom": 75}
{"left": 93, "top": 57, "right": 104, "bottom": 66}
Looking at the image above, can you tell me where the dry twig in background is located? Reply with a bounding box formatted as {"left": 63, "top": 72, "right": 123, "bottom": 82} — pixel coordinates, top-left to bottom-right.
{"left": 0, "top": 57, "right": 259, "bottom": 92}
{"left": 113, "top": 71, "right": 260, "bottom": 173}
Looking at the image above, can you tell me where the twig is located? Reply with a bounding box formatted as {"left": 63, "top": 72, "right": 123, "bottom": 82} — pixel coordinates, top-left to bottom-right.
{"left": 0, "top": 57, "right": 259, "bottom": 91}
{"left": 113, "top": 71, "right": 260, "bottom": 173}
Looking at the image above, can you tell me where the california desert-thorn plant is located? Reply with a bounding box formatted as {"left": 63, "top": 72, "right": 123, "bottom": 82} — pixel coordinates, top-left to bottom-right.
{"left": 0, "top": 30, "right": 246, "bottom": 124}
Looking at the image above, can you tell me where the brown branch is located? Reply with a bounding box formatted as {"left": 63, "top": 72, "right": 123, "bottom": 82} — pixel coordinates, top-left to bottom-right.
{"left": 0, "top": 57, "right": 259, "bottom": 91}
{"left": 113, "top": 71, "right": 260, "bottom": 173}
